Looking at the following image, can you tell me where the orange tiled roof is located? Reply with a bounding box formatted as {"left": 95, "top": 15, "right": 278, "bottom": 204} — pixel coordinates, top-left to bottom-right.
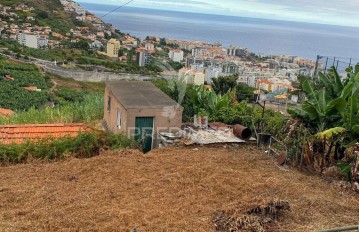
{"left": 0, "top": 108, "right": 14, "bottom": 117}
{"left": 24, "top": 86, "right": 38, "bottom": 91}
{"left": 0, "top": 124, "right": 93, "bottom": 145}
{"left": 257, "top": 80, "right": 273, "bottom": 85}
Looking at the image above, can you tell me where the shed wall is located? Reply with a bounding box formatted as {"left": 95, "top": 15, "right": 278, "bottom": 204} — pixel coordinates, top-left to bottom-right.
{"left": 104, "top": 86, "right": 183, "bottom": 147}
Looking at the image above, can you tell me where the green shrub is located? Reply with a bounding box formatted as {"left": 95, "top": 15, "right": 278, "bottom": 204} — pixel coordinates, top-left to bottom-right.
{"left": 0, "top": 132, "right": 134, "bottom": 164}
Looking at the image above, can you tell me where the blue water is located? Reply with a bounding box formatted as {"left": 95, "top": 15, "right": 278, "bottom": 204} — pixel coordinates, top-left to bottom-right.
{"left": 80, "top": 3, "right": 359, "bottom": 60}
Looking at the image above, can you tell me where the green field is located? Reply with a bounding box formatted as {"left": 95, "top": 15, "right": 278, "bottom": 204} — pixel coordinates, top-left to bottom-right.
{"left": 0, "top": 58, "right": 105, "bottom": 124}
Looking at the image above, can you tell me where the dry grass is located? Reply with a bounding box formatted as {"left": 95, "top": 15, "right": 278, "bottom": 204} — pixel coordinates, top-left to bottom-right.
{"left": 0, "top": 145, "right": 358, "bottom": 231}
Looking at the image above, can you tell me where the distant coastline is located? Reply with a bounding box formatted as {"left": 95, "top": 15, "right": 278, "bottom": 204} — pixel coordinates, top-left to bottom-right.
{"left": 80, "top": 2, "right": 359, "bottom": 60}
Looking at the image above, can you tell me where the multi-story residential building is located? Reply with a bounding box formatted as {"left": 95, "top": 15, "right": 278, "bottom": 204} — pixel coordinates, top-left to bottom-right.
{"left": 38, "top": 35, "right": 48, "bottom": 47}
{"left": 90, "top": 40, "right": 103, "bottom": 49}
{"left": 178, "top": 68, "right": 205, "bottom": 85}
{"left": 256, "top": 80, "right": 273, "bottom": 92}
{"left": 191, "top": 64, "right": 204, "bottom": 72}
{"left": 106, "top": 38, "right": 120, "bottom": 58}
{"left": 145, "top": 42, "right": 155, "bottom": 51}
{"left": 222, "top": 62, "right": 239, "bottom": 74}
{"left": 204, "top": 67, "right": 221, "bottom": 84}
{"left": 227, "top": 45, "right": 240, "bottom": 56}
{"left": 237, "top": 75, "right": 257, "bottom": 87}
{"left": 136, "top": 50, "right": 151, "bottom": 67}
{"left": 227, "top": 45, "right": 248, "bottom": 57}
{"left": 17, "top": 32, "right": 48, "bottom": 48}
{"left": 168, "top": 49, "right": 184, "bottom": 62}
{"left": 192, "top": 47, "right": 211, "bottom": 57}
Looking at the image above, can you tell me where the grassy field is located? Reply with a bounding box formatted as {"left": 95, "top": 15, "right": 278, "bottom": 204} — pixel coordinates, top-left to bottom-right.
{"left": 0, "top": 92, "right": 104, "bottom": 125}
{"left": 0, "top": 146, "right": 357, "bottom": 231}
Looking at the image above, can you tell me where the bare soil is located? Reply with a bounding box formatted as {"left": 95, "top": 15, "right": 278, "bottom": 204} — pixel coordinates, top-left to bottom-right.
{"left": 0, "top": 146, "right": 358, "bottom": 231}
{"left": 49, "top": 76, "right": 105, "bottom": 92}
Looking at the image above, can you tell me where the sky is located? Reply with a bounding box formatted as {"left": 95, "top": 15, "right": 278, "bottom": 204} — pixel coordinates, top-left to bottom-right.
{"left": 79, "top": 0, "right": 359, "bottom": 27}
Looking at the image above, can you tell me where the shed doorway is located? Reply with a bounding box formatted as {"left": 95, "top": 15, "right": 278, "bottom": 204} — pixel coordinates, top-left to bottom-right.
{"left": 135, "top": 117, "right": 154, "bottom": 153}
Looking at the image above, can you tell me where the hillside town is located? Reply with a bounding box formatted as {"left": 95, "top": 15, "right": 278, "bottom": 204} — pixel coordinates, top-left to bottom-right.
{"left": 0, "top": 1, "right": 116, "bottom": 49}
{"left": 0, "top": 0, "right": 319, "bottom": 101}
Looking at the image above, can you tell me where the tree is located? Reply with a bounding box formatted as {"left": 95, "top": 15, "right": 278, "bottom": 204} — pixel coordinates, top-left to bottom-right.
{"left": 104, "top": 33, "right": 110, "bottom": 40}
{"left": 71, "top": 39, "right": 90, "bottom": 50}
{"left": 168, "top": 61, "right": 183, "bottom": 71}
{"left": 159, "top": 38, "right": 166, "bottom": 46}
{"left": 118, "top": 48, "right": 125, "bottom": 57}
{"left": 236, "top": 83, "right": 256, "bottom": 101}
{"left": 212, "top": 75, "right": 238, "bottom": 95}
{"left": 37, "top": 10, "right": 49, "bottom": 19}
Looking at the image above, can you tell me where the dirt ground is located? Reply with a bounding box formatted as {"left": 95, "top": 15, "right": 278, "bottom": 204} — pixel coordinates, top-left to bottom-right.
{"left": 0, "top": 145, "right": 358, "bottom": 232}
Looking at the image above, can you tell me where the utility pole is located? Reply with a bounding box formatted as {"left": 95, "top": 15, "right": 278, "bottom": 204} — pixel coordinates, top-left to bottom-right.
{"left": 313, "top": 55, "right": 322, "bottom": 79}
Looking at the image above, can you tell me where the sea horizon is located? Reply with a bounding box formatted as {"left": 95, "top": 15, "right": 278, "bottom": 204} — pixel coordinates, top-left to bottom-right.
{"left": 80, "top": 2, "right": 359, "bottom": 60}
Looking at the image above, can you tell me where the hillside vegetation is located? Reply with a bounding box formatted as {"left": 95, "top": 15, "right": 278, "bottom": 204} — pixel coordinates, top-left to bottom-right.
{"left": 0, "top": 58, "right": 50, "bottom": 111}
{"left": 0, "top": 58, "right": 104, "bottom": 124}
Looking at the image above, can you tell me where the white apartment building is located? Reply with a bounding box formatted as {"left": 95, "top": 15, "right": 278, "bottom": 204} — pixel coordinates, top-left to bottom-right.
{"left": 191, "top": 47, "right": 211, "bottom": 57}
{"left": 204, "top": 67, "right": 221, "bottom": 84}
{"left": 136, "top": 51, "right": 151, "bottom": 67}
{"left": 168, "top": 49, "right": 184, "bottom": 62}
{"left": 237, "top": 75, "right": 257, "bottom": 87}
{"left": 17, "top": 32, "right": 48, "bottom": 48}
{"left": 190, "top": 64, "right": 204, "bottom": 72}
{"left": 145, "top": 42, "right": 155, "bottom": 51}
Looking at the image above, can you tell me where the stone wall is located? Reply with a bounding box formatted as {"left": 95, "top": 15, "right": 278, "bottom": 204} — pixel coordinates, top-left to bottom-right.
{"left": 43, "top": 65, "right": 155, "bottom": 82}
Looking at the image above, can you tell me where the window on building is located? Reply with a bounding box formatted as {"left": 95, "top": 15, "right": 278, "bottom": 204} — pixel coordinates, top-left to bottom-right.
{"left": 117, "top": 110, "right": 122, "bottom": 129}
{"left": 107, "top": 96, "right": 111, "bottom": 112}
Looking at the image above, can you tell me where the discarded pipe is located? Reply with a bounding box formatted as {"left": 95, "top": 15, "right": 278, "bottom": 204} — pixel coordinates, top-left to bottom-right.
{"left": 233, "top": 124, "right": 252, "bottom": 140}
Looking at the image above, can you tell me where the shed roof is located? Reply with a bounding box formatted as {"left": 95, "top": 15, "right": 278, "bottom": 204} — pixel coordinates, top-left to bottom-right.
{"left": 106, "top": 81, "right": 181, "bottom": 109}
{"left": 0, "top": 124, "right": 93, "bottom": 145}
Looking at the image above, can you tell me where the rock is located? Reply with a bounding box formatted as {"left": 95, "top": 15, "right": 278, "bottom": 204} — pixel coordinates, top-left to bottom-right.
{"left": 352, "top": 182, "right": 359, "bottom": 193}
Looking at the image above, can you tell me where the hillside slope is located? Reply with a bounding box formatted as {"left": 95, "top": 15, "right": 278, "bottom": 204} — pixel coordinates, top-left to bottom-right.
{"left": 1, "top": 0, "right": 100, "bottom": 34}
{"left": 0, "top": 146, "right": 358, "bottom": 231}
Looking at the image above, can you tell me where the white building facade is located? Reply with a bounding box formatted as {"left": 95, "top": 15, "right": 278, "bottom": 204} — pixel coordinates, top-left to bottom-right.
{"left": 17, "top": 33, "right": 48, "bottom": 48}
{"left": 168, "top": 49, "right": 184, "bottom": 62}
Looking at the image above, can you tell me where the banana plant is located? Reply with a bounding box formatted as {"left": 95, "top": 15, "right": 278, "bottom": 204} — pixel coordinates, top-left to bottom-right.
{"left": 288, "top": 66, "right": 359, "bottom": 134}
{"left": 192, "top": 85, "right": 231, "bottom": 116}
{"left": 288, "top": 79, "right": 341, "bottom": 132}
{"left": 314, "top": 65, "right": 359, "bottom": 150}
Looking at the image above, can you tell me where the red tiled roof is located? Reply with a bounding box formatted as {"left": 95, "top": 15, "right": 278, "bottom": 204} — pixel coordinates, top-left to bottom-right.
{"left": 0, "top": 108, "right": 14, "bottom": 117}
{"left": 0, "top": 124, "right": 93, "bottom": 145}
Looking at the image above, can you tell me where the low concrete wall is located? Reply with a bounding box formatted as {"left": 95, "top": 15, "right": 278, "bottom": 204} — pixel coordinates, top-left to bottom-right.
{"left": 43, "top": 65, "right": 155, "bottom": 82}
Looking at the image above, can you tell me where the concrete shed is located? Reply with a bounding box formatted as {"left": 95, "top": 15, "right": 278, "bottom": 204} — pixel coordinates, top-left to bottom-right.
{"left": 104, "top": 80, "right": 183, "bottom": 152}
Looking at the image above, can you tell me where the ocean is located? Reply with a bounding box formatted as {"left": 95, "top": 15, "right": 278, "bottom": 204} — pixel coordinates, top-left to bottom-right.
{"left": 80, "top": 3, "right": 359, "bottom": 61}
